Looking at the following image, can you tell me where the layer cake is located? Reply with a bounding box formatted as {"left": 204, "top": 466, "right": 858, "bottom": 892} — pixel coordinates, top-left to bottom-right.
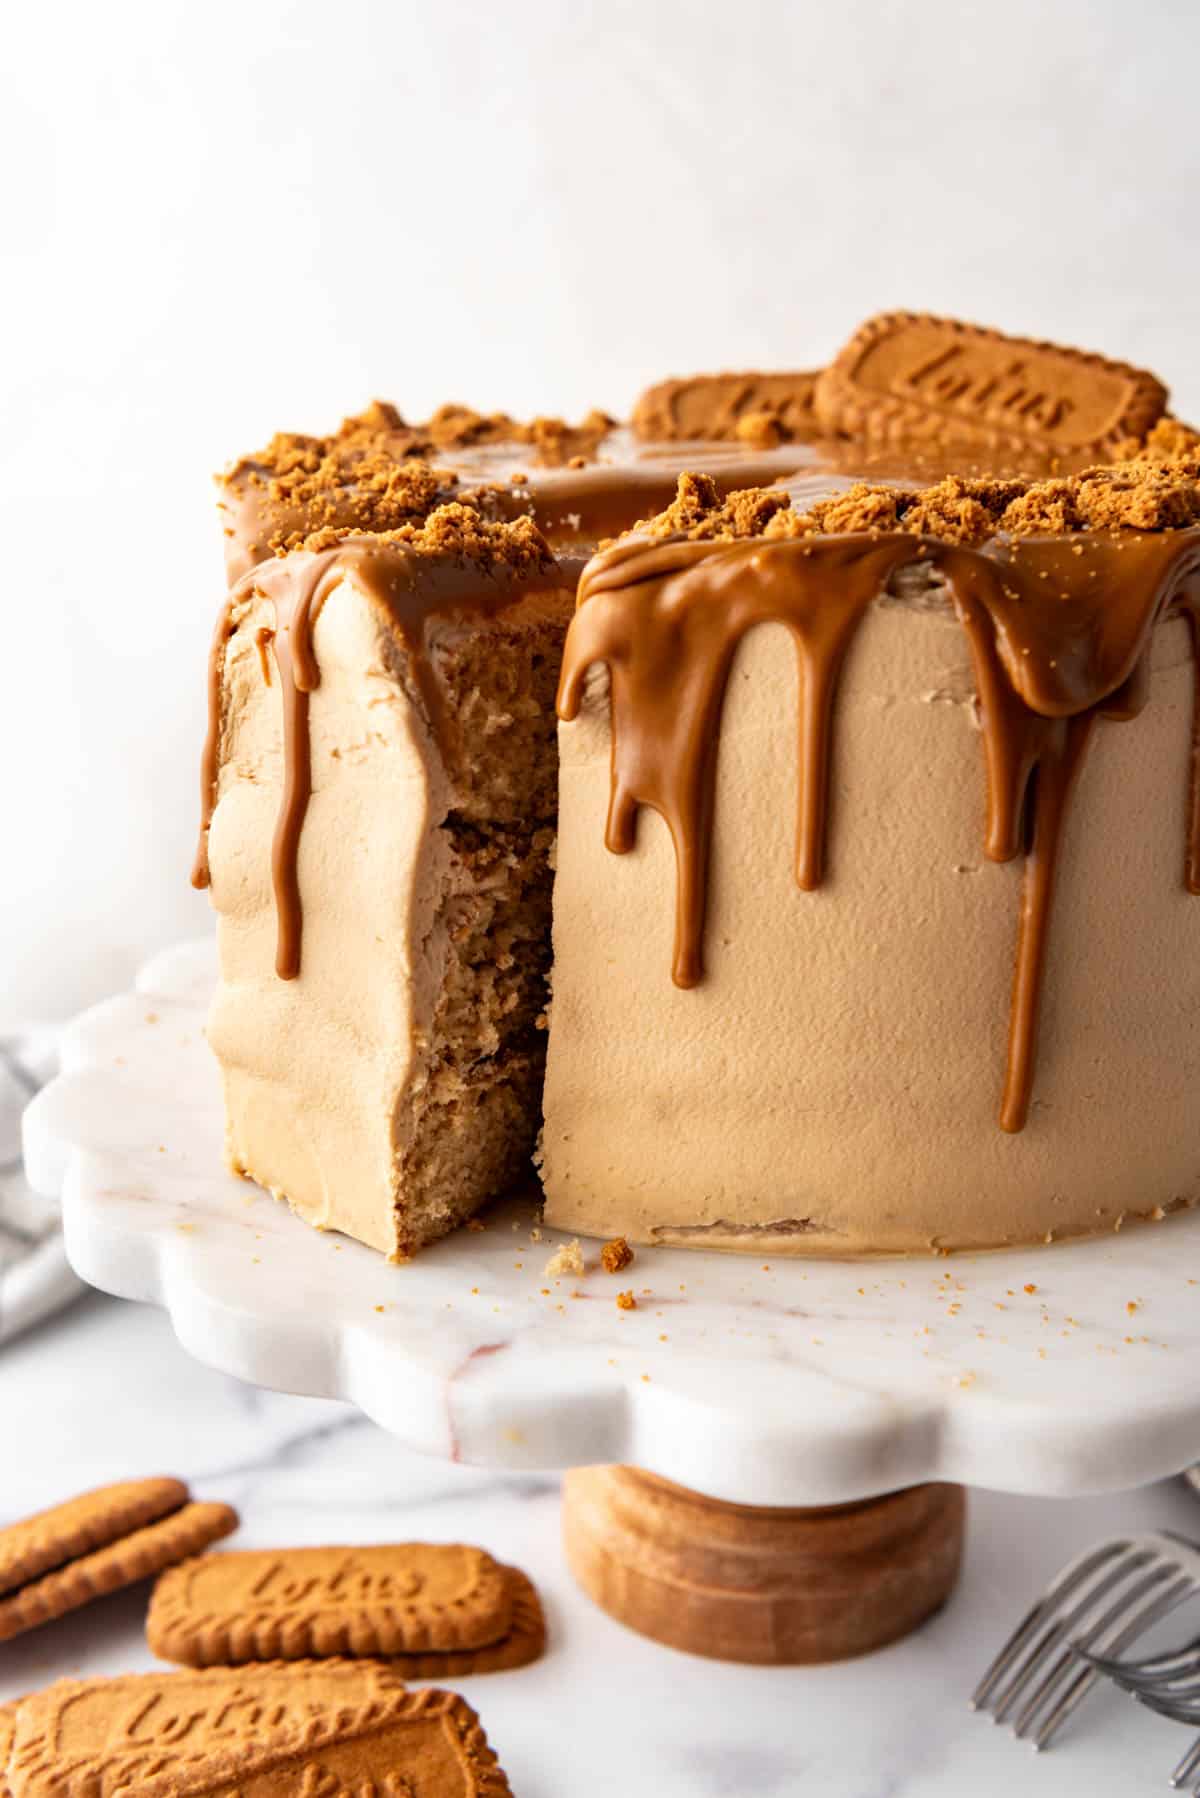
{"left": 194, "top": 312, "right": 1200, "bottom": 1257}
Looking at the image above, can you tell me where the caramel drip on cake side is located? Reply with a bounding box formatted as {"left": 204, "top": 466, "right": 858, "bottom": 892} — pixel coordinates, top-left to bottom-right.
{"left": 559, "top": 529, "right": 1200, "bottom": 1132}
{"left": 191, "top": 605, "right": 237, "bottom": 890}
{"left": 193, "top": 542, "right": 552, "bottom": 980}
{"left": 559, "top": 538, "right": 919, "bottom": 985}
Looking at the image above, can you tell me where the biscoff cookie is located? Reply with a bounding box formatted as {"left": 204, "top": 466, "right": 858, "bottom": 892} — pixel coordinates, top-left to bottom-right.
{"left": 0, "top": 1700, "right": 21, "bottom": 1798}
{"left": 813, "top": 311, "right": 1168, "bottom": 468}
{"left": 373, "top": 1568, "right": 544, "bottom": 1679}
{"left": 7, "top": 1661, "right": 409, "bottom": 1798}
{"left": 633, "top": 369, "right": 820, "bottom": 443}
{"left": 0, "top": 1503, "right": 238, "bottom": 1645}
{"left": 113, "top": 1688, "right": 510, "bottom": 1798}
{"left": 147, "top": 1543, "right": 513, "bottom": 1667}
{"left": 0, "top": 1479, "right": 188, "bottom": 1598}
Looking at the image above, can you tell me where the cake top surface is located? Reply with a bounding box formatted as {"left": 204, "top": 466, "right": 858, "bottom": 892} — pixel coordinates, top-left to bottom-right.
{"left": 216, "top": 310, "right": 1196, "bottom": 584}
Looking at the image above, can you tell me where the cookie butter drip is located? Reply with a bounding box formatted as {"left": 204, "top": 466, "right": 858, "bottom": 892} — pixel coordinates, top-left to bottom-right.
{"left": 269, "top": 573, "right": 321, "bottom": 980}
{"left": 560, "top": 538, "right": 919, "bottom": 984}
{"left": 194, "top": 514, "right": 556, "bottom": 979}
{"left": 561, "top": 512, "right": 1200, "bottom": 1129}
{"left": 936, "top": 535, "right": 1196, "bottom": 1129}
{"left": 1002, "top": 714, "right": 1095, "bottom": 1131}
{"left": 191, "top": 608, "right": 236, "bottom": 890}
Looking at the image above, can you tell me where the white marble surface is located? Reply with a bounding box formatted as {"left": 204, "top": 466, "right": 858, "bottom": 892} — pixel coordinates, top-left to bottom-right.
{"left": 25, "top": 941, "right": 1200, "bottom": 1507}
{"left": 4, "top": 1290, "right": 1200, "bottom": 1796}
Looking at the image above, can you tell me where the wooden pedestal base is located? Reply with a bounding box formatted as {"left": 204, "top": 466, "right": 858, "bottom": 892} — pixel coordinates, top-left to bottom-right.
{"left": 563, "top": 1467, "right": 966, "bottom": 1665}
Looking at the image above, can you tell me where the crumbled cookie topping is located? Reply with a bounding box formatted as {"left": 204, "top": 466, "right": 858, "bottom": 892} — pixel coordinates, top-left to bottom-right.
{"left": 636, "top": 472, "right": 793, "bottom": 540}
{"left": 636, "top": 452, "right": 1200, "bottom": 551}
{"left": 1115, "top": 417, "right": 1200, "bottom": 463}
{"left": 424, "top": 404, "right": 615, "bottom": 466}
{"left": 301, "top": 502, "right": 555, "bottom": 577}
{"left": 224, "top": 400, "right": 457, "bottom": 552}
{"left": 223, "top": 399, "right": 616, "bottom": 552}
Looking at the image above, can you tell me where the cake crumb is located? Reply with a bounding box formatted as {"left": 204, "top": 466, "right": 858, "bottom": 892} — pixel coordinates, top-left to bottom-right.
{"left": 1024, "top": 1283, "right": 1038, "bottom": 1294}
{"left": 544, "top": 1239, "right": 585, "bottom": 1279}
{"left": 466, "top": 1218, "right": 486, "bottom": 1233}
{"left": 616, "top": 1290, "right": 637, "bottom": 1311}
{"left": 601, "top": 1236, "right": 634, "bottom": 1274}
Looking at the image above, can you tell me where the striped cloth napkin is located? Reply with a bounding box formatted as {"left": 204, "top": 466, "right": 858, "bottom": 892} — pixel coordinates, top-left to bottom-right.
{"left": 0, "top": 1029, "right": 84, "bottom": 1346}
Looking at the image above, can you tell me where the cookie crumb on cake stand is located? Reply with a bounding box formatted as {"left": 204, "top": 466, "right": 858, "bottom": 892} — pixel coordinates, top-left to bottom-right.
{"left": 22, "top": 939, "right": 1200, "bottom": 1665}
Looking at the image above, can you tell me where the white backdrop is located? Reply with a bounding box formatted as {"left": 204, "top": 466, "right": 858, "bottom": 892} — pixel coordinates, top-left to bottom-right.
{"left": 3, "top": 0, "right": 1198, "bottom": 1024}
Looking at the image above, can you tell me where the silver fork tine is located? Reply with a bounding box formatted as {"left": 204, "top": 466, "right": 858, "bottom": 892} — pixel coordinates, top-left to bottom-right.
{"left": 1025, "top": 1574, "right": 1195, "bottom": 1750}
{"left": 970, "top": 1541, "right": 1130, "bottom": 1712}
{"left": 1082, "top": 1634, "right": 1200, "bottom": 1689}
{"left": 1133, "top": 1637, "right": 1200, "bottom": 1677}
{"left": 1007, "top": 1563, "right": 1177, "bottom": 1739}
{"left": 1171, "top": 1736, "right": 1200, "bottom": 1789}
{"left": 1086, "top": 1639, "right": 1200, "bottom": 1690}
{"left": 988, "top": 1549, "right": 1155, "bottom": 1724}
{"left": 1134, "top": 1689, "right": 1200, "bottom": 1724}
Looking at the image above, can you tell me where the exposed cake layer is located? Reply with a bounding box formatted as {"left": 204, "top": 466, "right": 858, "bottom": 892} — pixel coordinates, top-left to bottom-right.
{"left": 541, "top": 457, "right": 1200, "bottom": 1253}
{"left": 199, "top": 509, "right": 572, "bottom": 1257}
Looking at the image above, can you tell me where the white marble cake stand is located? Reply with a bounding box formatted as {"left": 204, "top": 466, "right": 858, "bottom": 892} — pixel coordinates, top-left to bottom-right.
{"left": 22, "top": 938, "right": 1200, "bottom": 1663}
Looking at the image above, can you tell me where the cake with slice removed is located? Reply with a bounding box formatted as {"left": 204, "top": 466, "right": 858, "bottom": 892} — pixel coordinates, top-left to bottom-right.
{"left": 195, "top": 311, "right": 1200, "bottom": 1258}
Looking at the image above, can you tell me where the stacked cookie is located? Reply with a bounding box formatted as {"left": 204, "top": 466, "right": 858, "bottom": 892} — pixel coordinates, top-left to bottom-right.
{"left": 0, "top": 1480, "right": 236, "bottom": 1646}
{"left": 0, "top": 1479, "right": 543, "bottom": 1794}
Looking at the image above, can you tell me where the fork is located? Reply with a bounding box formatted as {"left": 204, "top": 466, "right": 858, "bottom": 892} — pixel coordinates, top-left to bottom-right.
{"left": 1080, "top": 1622, "right": 1200, "bottom": 1791}
{"left": 971, "top": 1533, "right": 1200, "bottom": 1751}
